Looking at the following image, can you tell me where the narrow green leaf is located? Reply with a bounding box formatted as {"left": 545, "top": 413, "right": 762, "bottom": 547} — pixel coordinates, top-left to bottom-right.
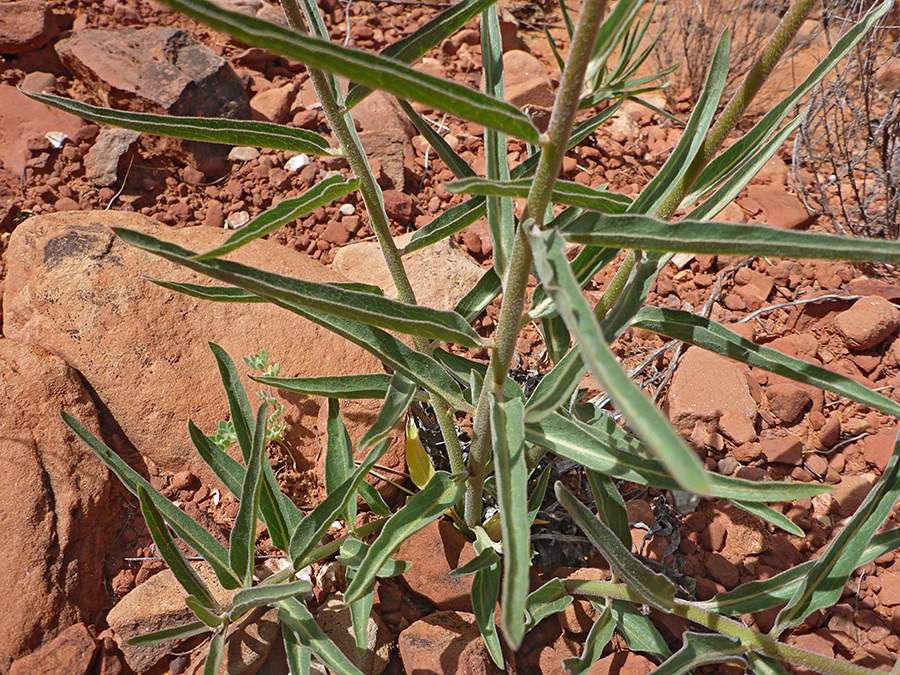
{"left": 62, "top": 412, "right": 242, "bottom": 589}
{"left": 399, "top": 99, "right": 476, "bottom": 180}
{"left": 530, "top": 241, "right": 620, "bottom": 321}
{"left": 279, "top": 597, "right": 365, "bottom": 675}
{"left": 526, "top": 225, "right": 711, "bottom": 495}
{"left": 358, "top": 481, "right": 392, "bottom": 517}
{"left": 203, "top": 626, "right": 227, "bottom": 675}
{"left": 629, "top": 29, "right": 730, "bottom": 214}
{"left": 632, "top": 307, "right": 900, "bottom": 418}
{"left": 289, "top": 439, "right": 391, "bottom": 568}
{"left": 453, "top": 267, "right": 502, "bottom": 324}
{"left": 432, "top": 349, "right": 524, "bottom": 403}
{"left": 344, "top": 471, "right": 466, "bottom": 604}
{"left": 230, "top": 403, "right": 268, "bottom": 585}
{"left": 137, "top": 485, "right": 221, "bottom": 611}
{"left": 22, "top": 90, "right": 334, "bottom": 154}
{"left": 345, "top": 0, "right": 499, "bottom": 108}
{"left": 403, "top": 197, "right": 486, "bottom": 256}
{"left": 326, "top": 399, "right": 356, "bottom": 526}
{"left": 650, "top": 632, "right": 746, "bottom": 675}
{"left": 527, "top": 463, "right": 552, "bottom": 526}
{"left": 184, "top": 595, "right": 225, "bottom": 628}
{"left": 115, "top": 228, "right": 486, "bottom": 349}
{"left": 282, "top": 625, "right": 311, "bottom": 675}
{"left": 193, "top": 176, "right": 358, "bottom": 259}
{"left": 609, "top": 599, "right": 671, "bottom": 658}
{"left": 540, "top": 315, "right": 571, "bottom": 366}
{"left": 586, "top": 470, "right": 630, "bottom": 548}
{"left": 560, "top": 211, "right": 900, "bottom": 265}
{"left": 489, "top": 394, "right": 530, "bottom": 649}
{"left": 562, "top": 603, "right": 615, "bottom": 674}
{"left": 773, "top": 431, "right": 900, "bottom": 635}
{"left": 229, "top": 580, "right": 312, "bottom": 620}
{"left": 126, "top": 621, "right": 209, "bottom": 646}
{"left": 698, "top": 527, "right": 900, "bottom": 616}
{"left": 728, "top": 500, "right": 804, "bottom": 537}
{"left": 447, "top": 177, "right": 632, "bottom": 214}
{"left": 152, "top": 0, "right": 540, "bottom": 142}
{"left": 524, "top": 578, "right": 573, "bottom": 629}
{"left": 450, "top": 546, "right": 502, "bottom": 577}
{"left": 472, "top": 538, "right": 504, "bottom": 669}
{"left": 337, "top": 539, "right": 412, "bottom": 578}
{"left": 746, "top": 653, "right": 791, "bottom": 675}
{"left": 358, "top": 373, "right": 416, "bottom": 450}
{"left": 210, "top": 342, "right": 255, "bottom": 463}
{"left": 252, "top": 373, "right": 392, "bottom": 399}
{"left": 148, "top": 279, "right": 266, "bottom": 302}
{"left": 527, "top": 413, "right": 828, "bottom": 502}
{"left": 556, "top": 482, "right": 677, "bottom": 611}
{"left": 346, "top": 568, "right": 375, "bottom": 654}
{"left": 189, "top": 420, "right": 244, "bottom": 496}
{"left": 524, "top": 346, "right": 585, "bottom": 424}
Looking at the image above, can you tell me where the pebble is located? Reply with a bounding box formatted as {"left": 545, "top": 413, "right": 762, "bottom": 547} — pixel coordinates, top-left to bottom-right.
{"left": 339, "top": 203, "right": 355, "bottom": 216}
{"left": 226, "top": 211, "right": 251, "bottom": 229}
{"left": 228, "top": 146, "right": 260, "bottom": 161}
{"left": 285, "top": 153, "right": 311, "bottom": 171}
{"left": 835, "top": 296, "right": 900, "bottom": 351}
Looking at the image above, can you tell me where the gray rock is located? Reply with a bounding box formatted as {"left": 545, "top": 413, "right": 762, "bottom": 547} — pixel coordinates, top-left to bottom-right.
{"left": 84, "top": 127, "right": 141, "bottom": 187}
{"left": 55, "top": 27, "right": 251, "bottom": 175}
{"left": 315, "top": 597, "right": 391, "bottom": 675}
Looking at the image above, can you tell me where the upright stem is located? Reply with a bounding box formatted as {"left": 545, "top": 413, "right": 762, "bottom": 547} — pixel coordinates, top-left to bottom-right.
{"left": 595, "top": 0, "right": 816, "bottom": 318}
{"left": 465, "top": 0, "right": 610, "bottom": 527}
{"left": 280, "top": 0, "right": 467, "bottom": 478}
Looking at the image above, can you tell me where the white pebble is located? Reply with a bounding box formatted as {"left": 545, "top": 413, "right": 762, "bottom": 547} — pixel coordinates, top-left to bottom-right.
{"left": 339, "top": 203, "right": 355, "bottom": 216}
{"left": 226, "top": 211, "right": 250, "bottom": 229}
{"left": 228, "top": 146, "right": 260, "bottom": 161}
{"left": 285, "top": 153, "right": 311, "bottom": 171}
{"left": 45, "top": 131, "right": 68, "bottom": 148}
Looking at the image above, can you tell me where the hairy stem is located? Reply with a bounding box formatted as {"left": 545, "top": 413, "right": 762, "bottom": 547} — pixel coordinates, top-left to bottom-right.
{"left": 566, "top": 579, "right": 880, "bottom": 675}
{"left": 465, "top": 0, "right": 611, "bottom": 527}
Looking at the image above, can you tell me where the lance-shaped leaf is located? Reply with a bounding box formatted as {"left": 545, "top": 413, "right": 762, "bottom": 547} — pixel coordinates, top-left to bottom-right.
{"left": 203, "top": 629, "right": 227, "bottom": 675}
{"left": 632, "top": 307, "right": 900, "bottom": 418}
{"left": 447, "top": 177, "right": 632, "bottom": 214}
{"left": 610, "top": 600, "right": 672, "bottom": 658}
{"left": 697, "top": 527, "right": 900, "bottom": 616}
{"left": 526, "top": 225, "right": 711, "bottom": 495}
{"left": 230, "top": 403, "right": 268, "bottom": 585}
{"left": 728, "top": 500, "right": 804, "bottom": 537}
{"left": 345, "top": 0, "right": 498, "bottom": 108}
{"left": 282, "top": 624, "right": 311, "bottom": 675}
{"left": 563, "top": 603, "right": 615, "bottom": 675}
{"left": 344, "top": 564, "right": 376, "bottom": 654}
{"left": 650, "top": 632, "right": 746, "bottom": 675}
{"left": 148, "top": 279, "right": 266, "bottom": 303}
{"left": 559, "top": 211, "right": 900, "bottom": 265}
{"left": 358, "top": 373, "right": 417, "bottom": 450}
{"left": 344, "top": 471, "right": 467, "bottom": 604}
{"left": 453, "top": 267, "right": 502, "bottom": 324}
{"left": 229, "top": 580, "right": 313, "bottom": 620}
{"left": 115, "top": 228, "right": 485, "bottom": 348}
{"left": 325, "top": 399, "right": 356, "bottom": 527}
{"left": 773, "top": 431, "right": 900, "bottom": 635}
{"left": 127, "top": 621, "right": 210, "bottom": 646}
{"left": 489, "top": 394, "right": 530, "bottom": 649}
{"left": 527, "top": 413, "right": 828, "bottom": 502}
{"left": 62, "top": 412, "right": 242, "bottom": 589}
{"left": 137, "top": 485, "right": 222, "bottom": 611}
{"left": 527, "top": 463, "right": 552, "bottom": 526}
{"left": 279, "top": 597, "right": 365, "bottom": 675}
{"left": 628, "top": 29, "right": 729, "bottom": 215}
{"left": 530, "top": 241, "right": 620, "bottom": 321}
{"left": 399, "top": 99, "right": 477, "bottom": 180}
{"left": 586, "top": 470, "right": 630, "bottom": 548}
{"left": 210, "top": 345, "right": 297, "bottom": 550}
{"left": 184, "top": 595, "right": 226, "bottom": 628}
{"left": 471, "top": 535, "right": 504, "bottom": 669}
{"left": 451, "top": 546, "right": 502, "bottom": 577}
{"left": 252, "top": 373, "right": 392, "bottom": 399}
{"left": 556, "top": 482, "right": 677, "bottom": 611}
{"left": 403, "top": 197, "right": 487, "bottom": 256}
{"left": 193, "top": 176, "right": 358, "bottom": 259}
{"left": 524, "top": 579, "right": 573, "bottom": 630}
{"left": 22, "top": 90, "right": 334, "bottom": 154}
{"left": 289, "top": 439, "right": 391, "bottom": 568}
{"left": 406, "top": 416, "right": 435, "bottom": 490}
{"left": 336, "top": 539, "right": 411, "bottom": 578}
{"left": 151, "top": 0, "right": 539, "bottom": 143}
{"left": 524, "top": 347, "right": 586, "bottom": 425}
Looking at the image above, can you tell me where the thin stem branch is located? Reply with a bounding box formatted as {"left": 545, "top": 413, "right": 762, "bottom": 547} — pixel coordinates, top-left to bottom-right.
{"left": 464, "top": 0, "right": 611, "bottom": 527}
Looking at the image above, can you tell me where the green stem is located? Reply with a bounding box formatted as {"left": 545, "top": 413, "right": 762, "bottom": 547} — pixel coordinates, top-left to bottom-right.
{"left": 593, "top": 0, "right": 815, "bottom": 318}
{"left": 656, "top": 0, "right": 816, "bottom": 221}
{"left": 566, "top": 580, "right": 881, "bottom": 675}
{"left": 278, "top": 0, "right": 466, "bottom": 479}
{"left": 464, "top": 0, "right": 611, "bottom": 527}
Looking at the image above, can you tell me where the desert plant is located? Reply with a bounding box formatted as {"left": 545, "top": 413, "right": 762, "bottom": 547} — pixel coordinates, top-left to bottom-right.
{"left": 31, "top": 0, "right": 900, "bottom": 672}
{"left": 793, "top": 0, "right": 900, "bottom": 238}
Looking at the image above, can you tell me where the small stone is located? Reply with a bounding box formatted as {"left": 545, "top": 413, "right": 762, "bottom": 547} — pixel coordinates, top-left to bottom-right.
{"left": 9, "top": 623, "right": 97, "bottom": 675}
{"left": 817, "top": 416, "right": 842, "bottom": 447}
{"left": 315, "top": 597, "right": 391, "bottom": 675}
{"left": 766, "top": 382, "right": 812, "bottom": 423}
{"left": 21, "top": 71, "right": 58, "bottom": 94}
{"left": 226, "top": 211, "right": 250, "bottom": 229}
{"left": 292, "top": 109, "right": 319, "bottom": 129}
{"left": 835, "top": 296, "right": 900, "bottom": 351}
{"left": 227, "top": 146, "right": 260, "bottom": 161}
{"left": 54, "top": 196, "right": 81, "bottom": 211}
{"left": 706, "top": 553, "right": 739, "bottom": 588}
{"left": 339, "top": 203, "right": 355, "bottom": 216}
{"left": 249, "top": 83, "right": 296, "bottom": 123}
{"left": 398, "top": 612, "right": 498, "bottom": 675}
{"left": 718, "top": 409, "right": 757, "bottom": 445}
{"left": 203, "top": 200, "right": 225, "bottom": 229}
{"left": 0, "top": 0, "right": 58, "bottom": 54}
{"left": 502, "top": 50, "right": 555, "bottom": 109}
{"left": 396, "top": 520, "right": 476, "bottom": 611}
{"left": 760, "top": 434, "right": 803, "bottom": 465}
{"left": 382, "top": 189, "right": 414, "bottom": 223}
{"left": 321, "top": 221, "right": 350, "bottom": 246}
{"left": 879, "top": 571, "right": 900, "bottom": 606}
{"left": 84, "top": 128, "right": 142, "bottom": 187}
{"left": 742, "top": 185, "right": 817, "bottom": 230}
{"left": 285, "top": 153, "right": 311, "bottom": 171}
{"left": 863, "top": 428, "right": 897, "bottom": 472}
{"left": 832, "top": 474, "right": 876, "bottom": 518}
